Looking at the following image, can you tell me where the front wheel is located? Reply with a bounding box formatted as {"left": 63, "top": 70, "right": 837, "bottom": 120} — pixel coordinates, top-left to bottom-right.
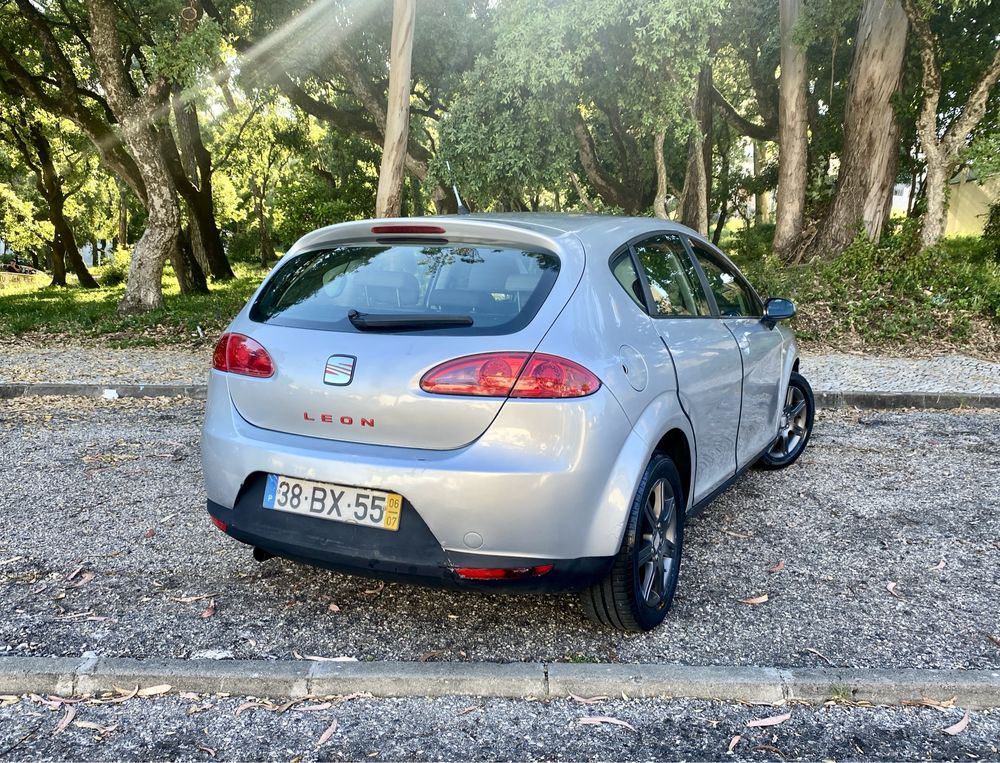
{"left": 757, "top": 371, "right": 815, "bottom": 470}
{"left": 581, "top": 455, "right": 685, "bottom": 632}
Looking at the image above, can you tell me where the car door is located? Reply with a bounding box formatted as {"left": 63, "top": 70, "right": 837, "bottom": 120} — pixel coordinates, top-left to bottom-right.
{"left": 685, "top": 238, "right": 784, "bottom": 468}
{"left": 630, "top": 233, "right": 743, "bottom": 503}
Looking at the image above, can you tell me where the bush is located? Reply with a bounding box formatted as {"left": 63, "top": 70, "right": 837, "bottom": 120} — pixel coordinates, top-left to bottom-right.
{"left": 98, "top": 257, "right": 128, "bottom": 287}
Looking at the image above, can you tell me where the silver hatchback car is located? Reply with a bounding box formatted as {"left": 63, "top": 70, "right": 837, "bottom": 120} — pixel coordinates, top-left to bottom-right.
{"left": 202, "top": 214, "right": 814, "bottom": 631}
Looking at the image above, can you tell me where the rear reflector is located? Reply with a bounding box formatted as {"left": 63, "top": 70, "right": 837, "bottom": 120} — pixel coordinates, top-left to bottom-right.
{"left": 212, "top": 333, "right": 275, "bottom": 378}
{"left": 420, "top": 352, "right": 600, "bottom": 398}
{"left": 453, "top": 564, "right": 554, "bottom": 580}
{"left": 371, "top": 224, "right": 446, "bottom": 235}
{"left": 210, "top": 516, "right": 228, "bottom": 532}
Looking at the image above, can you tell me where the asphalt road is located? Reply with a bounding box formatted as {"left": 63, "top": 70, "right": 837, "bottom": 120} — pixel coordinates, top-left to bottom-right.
{"left": 1, "top": 397, "right": 998, "bottom": 669}
{"left": 1, "top": 693, "right": 997, "bottom": 761}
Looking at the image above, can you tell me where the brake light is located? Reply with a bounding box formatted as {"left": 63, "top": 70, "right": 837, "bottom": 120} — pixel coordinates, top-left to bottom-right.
{"left": 420, "top": 352, "right": 600, "bottom": 398}
{"left": 453, "top": 565, "right": 554, "bottom": 580}
{"left": 371, "top": 224, "right": 446, "bottom": 235}
{"left": 212, "top": 333, "right": 275, "bottom": 378}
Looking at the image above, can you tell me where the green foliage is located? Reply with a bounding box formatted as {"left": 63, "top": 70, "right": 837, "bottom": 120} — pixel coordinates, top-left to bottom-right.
{"left": 731, "top": 222, "right": 1000, "bottom": 352}
{"left": 983, "top": 201, "right": 1000, "bottom": 263}
{"left": 98, "top": 256, "right": 128, "bottom": 287}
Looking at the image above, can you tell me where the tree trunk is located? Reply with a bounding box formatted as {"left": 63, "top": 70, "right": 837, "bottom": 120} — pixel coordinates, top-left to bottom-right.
{"left": 172, "top": 95, "right": 234, "bottom": 279}
{"left": 712, "top": 143, "right": 731, "bottom": 245}
{"left": 117, "top": 181, "right": 129, "bottom": 250}
{"left": 46, "top": 239, "right": 67, "bottom": 287}
{"left": 803, "top": 0, "right": 909, "bottom": 261}
{"left": 653, "top": 129, "right": 670, "bottom": 220}
{"left": 51, "top": 199, "right": 98, "bottom": 288}
{"left": 753, "top": 141, "right": 771, "bottom": 225}
{"left": 88, "top": 0, "right": 181, "bottom": 313}
{"left": 375, "top": 0, "right": 415, "bottom": 217}
{"left": 773, "top": 0, "right": 808, "bottom": 258}
{"left": 680, "top": 69, "right": 712, "bottom": 235}
{"left": 173, "top": 226, "right": 208, "bottom": 295}
{"left": 921, "top": 161, "right": 949, "bottom": 247}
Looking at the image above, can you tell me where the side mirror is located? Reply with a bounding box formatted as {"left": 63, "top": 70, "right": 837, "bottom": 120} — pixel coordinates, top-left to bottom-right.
{"left": 762, "top": 297, "right": 796, "bottom": 329}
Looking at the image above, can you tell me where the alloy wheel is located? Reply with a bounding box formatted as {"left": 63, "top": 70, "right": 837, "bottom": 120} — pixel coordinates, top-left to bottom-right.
{"left": 635, "top": 478, "right": 679, "bottom": 608}
{"left": 770, "top": 384, "right": 808, "bottom": 459}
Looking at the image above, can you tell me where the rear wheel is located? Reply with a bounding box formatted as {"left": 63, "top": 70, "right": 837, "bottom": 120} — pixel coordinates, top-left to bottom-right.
{"left": 757, "top": 371, "right": 814, "bottom": 470}
{"left": 581, "top": 455, "right": 684, "bottom": 632}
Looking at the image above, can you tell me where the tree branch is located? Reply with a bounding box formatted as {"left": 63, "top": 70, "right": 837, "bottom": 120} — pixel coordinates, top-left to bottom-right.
{"left": 711, "top": 86, "right": 777, "bottom": 141}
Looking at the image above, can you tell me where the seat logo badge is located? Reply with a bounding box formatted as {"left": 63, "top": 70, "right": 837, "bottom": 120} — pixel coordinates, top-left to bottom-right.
{"left": 324, "top": 355, "right": 356, "bottom": 386}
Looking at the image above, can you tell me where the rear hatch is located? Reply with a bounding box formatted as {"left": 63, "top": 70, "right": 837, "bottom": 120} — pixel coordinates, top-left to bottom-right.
{"left": 226, "top": 222, "right": 582, "bottom": 450}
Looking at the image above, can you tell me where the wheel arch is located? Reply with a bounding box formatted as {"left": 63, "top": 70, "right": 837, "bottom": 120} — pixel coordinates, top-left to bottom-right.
{"left": 651, "top": 428, "right": 693, "bottom": 512}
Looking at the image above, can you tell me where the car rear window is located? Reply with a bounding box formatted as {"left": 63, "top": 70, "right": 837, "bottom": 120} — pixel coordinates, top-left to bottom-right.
{"left": 250, "top": 243, "right": 560, "bottom": 334}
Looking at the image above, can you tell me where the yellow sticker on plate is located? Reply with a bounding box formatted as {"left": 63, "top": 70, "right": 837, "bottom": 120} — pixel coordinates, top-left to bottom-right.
{"left": 384, "top": 494, "right": 402, "bottom": 530}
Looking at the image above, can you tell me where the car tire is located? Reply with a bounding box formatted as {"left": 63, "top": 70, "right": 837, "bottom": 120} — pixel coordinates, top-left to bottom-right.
{"left": 581, "top": 455, "right": 685, "bottom": 632}
{"left": 757, "top": 371, "right": 815, "bottom": 470}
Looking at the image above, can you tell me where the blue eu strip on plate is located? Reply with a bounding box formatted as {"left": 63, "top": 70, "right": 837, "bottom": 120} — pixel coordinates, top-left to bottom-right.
{"left": 263, "top": 474, "right": 279, "bottom": 509}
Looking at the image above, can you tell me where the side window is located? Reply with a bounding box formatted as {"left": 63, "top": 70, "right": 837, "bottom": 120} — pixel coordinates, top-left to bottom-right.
{"left": 610, "top": 251, "right": 646, "bottom": 310}
{"left": 632, "top": 235, "right": 712, "bottom": 317}
{"left": 688, "top": 241, "right": 763, "bottom": 318}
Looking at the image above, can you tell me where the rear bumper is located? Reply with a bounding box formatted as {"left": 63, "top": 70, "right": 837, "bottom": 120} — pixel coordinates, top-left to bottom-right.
{"left": 207, "top": 478, "right": 612, "bottom": 592}
{"left": 202, "top": 371, "right": 639, "bottom": 560}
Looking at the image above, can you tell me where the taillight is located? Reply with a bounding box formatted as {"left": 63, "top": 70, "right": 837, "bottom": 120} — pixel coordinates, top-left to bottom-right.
{"left": 210, "top": 516, "right": 228, "bottom": 532}
{"left": 420, "top": 352, "right": 600, "bottom": 398}
{"left": 453, "top": 565, "right": 554, "bottom": 580}
{"left": 212, "top": 333, "right": 274, "bottom": 378}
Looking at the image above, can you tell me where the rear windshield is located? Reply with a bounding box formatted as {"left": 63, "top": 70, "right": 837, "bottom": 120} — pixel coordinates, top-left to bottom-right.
{"left": 250, "top": 243, "right": 560, "bottom": 334}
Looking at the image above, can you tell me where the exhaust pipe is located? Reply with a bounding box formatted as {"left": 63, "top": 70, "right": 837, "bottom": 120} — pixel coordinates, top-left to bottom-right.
{"left": 252, "top": 547, "right": 274, "bottom": 563}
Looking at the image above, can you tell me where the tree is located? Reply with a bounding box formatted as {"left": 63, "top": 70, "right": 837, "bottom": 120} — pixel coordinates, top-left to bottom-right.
{"left": 0, "top": 108, "right": 98, "bottom": 287}
{"left": 902, "top": 0, "right": 1000, "bottom": 248}
{"left": 773, "top": 0, "right": 808, "bottom": 259}
{"left": 375, "top": 0, "right": 415, "bottom": 217}
{"left": 802, "top": 0, "right": 909, "bottom": 261}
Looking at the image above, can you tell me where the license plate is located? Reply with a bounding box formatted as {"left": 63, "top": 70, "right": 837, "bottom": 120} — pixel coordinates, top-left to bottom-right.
{"left": 263, "top": 474, "right": 402, "bottom": 531}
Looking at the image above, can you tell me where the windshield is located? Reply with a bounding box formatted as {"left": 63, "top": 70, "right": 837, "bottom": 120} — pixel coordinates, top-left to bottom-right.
{"left": 250, "top": 243, "right": 560, "bottom": 335}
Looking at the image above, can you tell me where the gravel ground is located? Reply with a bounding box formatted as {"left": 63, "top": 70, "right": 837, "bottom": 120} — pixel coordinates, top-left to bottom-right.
{"left": 1, "top": 398, "right": 998, "bottom": 669}
{"left": 2, "top": 336, "right": 998, "bottom": 394}
{"left": 0, "top": 693, "right": 996, "bottom": 761}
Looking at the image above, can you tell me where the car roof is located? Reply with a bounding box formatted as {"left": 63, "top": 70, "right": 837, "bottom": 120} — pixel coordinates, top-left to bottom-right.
{"left": 451, "top": 213, "right": 703, "bottom": 244}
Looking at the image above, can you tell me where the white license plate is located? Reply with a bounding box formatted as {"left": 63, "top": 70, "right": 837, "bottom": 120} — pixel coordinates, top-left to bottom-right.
{"left": 263, "top": 474, "right": 402, "bottom": 531}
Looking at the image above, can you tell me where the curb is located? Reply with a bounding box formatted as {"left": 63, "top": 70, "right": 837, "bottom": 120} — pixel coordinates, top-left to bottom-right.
{"left": 1, "top": 657, "right": 998, "bottom": 708}
{"left": 1, "top": 383, "right": 998, "bottom": 409}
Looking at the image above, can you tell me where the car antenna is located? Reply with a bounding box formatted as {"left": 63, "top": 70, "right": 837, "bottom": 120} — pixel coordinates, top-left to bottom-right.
{"left": 446, "top": 161, "right": 470, "bottom": 215}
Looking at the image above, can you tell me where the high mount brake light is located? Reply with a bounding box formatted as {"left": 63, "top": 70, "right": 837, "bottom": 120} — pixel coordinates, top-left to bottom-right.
{"left": 453, "top": 565, "right": 554, "bottom": 580}
{"left": 212, "top": 333, "right": 275, "bottom": 378}
{"left": 420, "top": 352, "right": 600, "bottom": 399}
{"left": 370, "top": 224, "right": 446, "bottom": 235}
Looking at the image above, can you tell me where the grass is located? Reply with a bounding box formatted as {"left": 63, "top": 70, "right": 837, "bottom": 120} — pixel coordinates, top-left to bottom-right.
{"left": 0, "top": 262, "right": 268, "bottom": 348}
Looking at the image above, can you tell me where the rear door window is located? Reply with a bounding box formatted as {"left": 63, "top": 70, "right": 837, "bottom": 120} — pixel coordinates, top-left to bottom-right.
{"left": 250, "top": 243, "right": 560, "bottom": 335}
{"left": 632, "top": 234, "right": 712, "bottom": 317}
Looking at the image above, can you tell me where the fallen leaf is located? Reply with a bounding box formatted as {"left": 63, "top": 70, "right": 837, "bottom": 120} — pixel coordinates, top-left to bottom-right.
{"left": 886, "top": 581, "right": 903, "bottom": 599}
{"left": 200, "top": 599, "right": 217, "bottom": 618}
{"left": 46, "top": 695, "right": 86, "bottom": 705}
{"left": 578, "top": 716, "right": 638, "bottom": 732}
{"left": 302, "top": 655, "right": 357, "bottom": 662}
{"left": 805, "top": 647, "right": 833, "bottom": 666}
{"left": 456, "top": 705, "right": 480, "bottom": 716}
{"left": 0, "top": 695, "right": 19, "bottom": 706}
{"left": 569, "top": 693, "right": 608, "bottom": 705}
{"left": 363, "top": 582, "right": 385, "bottom": 596}
{"left": 137, "top": 684, "right": 171, "bottom": 698}
{"left": 170, "top": 594, "right": 216, "bottom": 604}
{"left": 767, "top": 561, "right": 785, "bottom": 574}
{"left": 195, "top": 743, "right": 217, "bottom": 758}
{"left": 143, "top": 529, "right": 156, "bottom": 540}
{"left": 928, "top": 559, "right": 945, "bottom": 571}
{"left": 988, "top": 635, "right": 1000, "bottom": 648}
{"left": 943, "top": 711, "right": 971, "bottom": 736}
{"left": 179, "top": 692, "right": 200, "bottom": 700}
{"left": 53, "top": 705, "right": 77, "bottom": 735}
{"left": 64, "top": 564, "right": 85, "bottom": 582}
{"left": 296, "top": 703, "right": 333, "bottom": 712}
{"left": 328, "top": 603, "right": 341, "bottom": 613}
{"left": 419, "top": 650, "right": 445, "bottom": 662}
{"left": 727, "top": 735, "right": 741, "bottom": 754}
{"left": 902, "top": 696, "right": 956, "bottom": 712}
{"left": 746, "top": 711, "right": 791, "bottom": 728}
{"left": 0, "top": 556, "right": 24, "bottom": 567}
{"left": 317, "top": 719, "right": 339, "bottom": 746}
{"left": 74, "top": 720, "right": 118, "bottom": 734}
{"left": 722, "top": 529, "right": 752, "bottom": 539}
{"left": 92, "top": 685, "right": 139, "bottom": 704}
{"left": 235, "top": 701, "right": 274, "bottom": 716}
{"left": 68, "top": 572, "right": 96, "bottom": 589}
{"left": 739, "top": 594, "right": 769, "bottom": 605}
